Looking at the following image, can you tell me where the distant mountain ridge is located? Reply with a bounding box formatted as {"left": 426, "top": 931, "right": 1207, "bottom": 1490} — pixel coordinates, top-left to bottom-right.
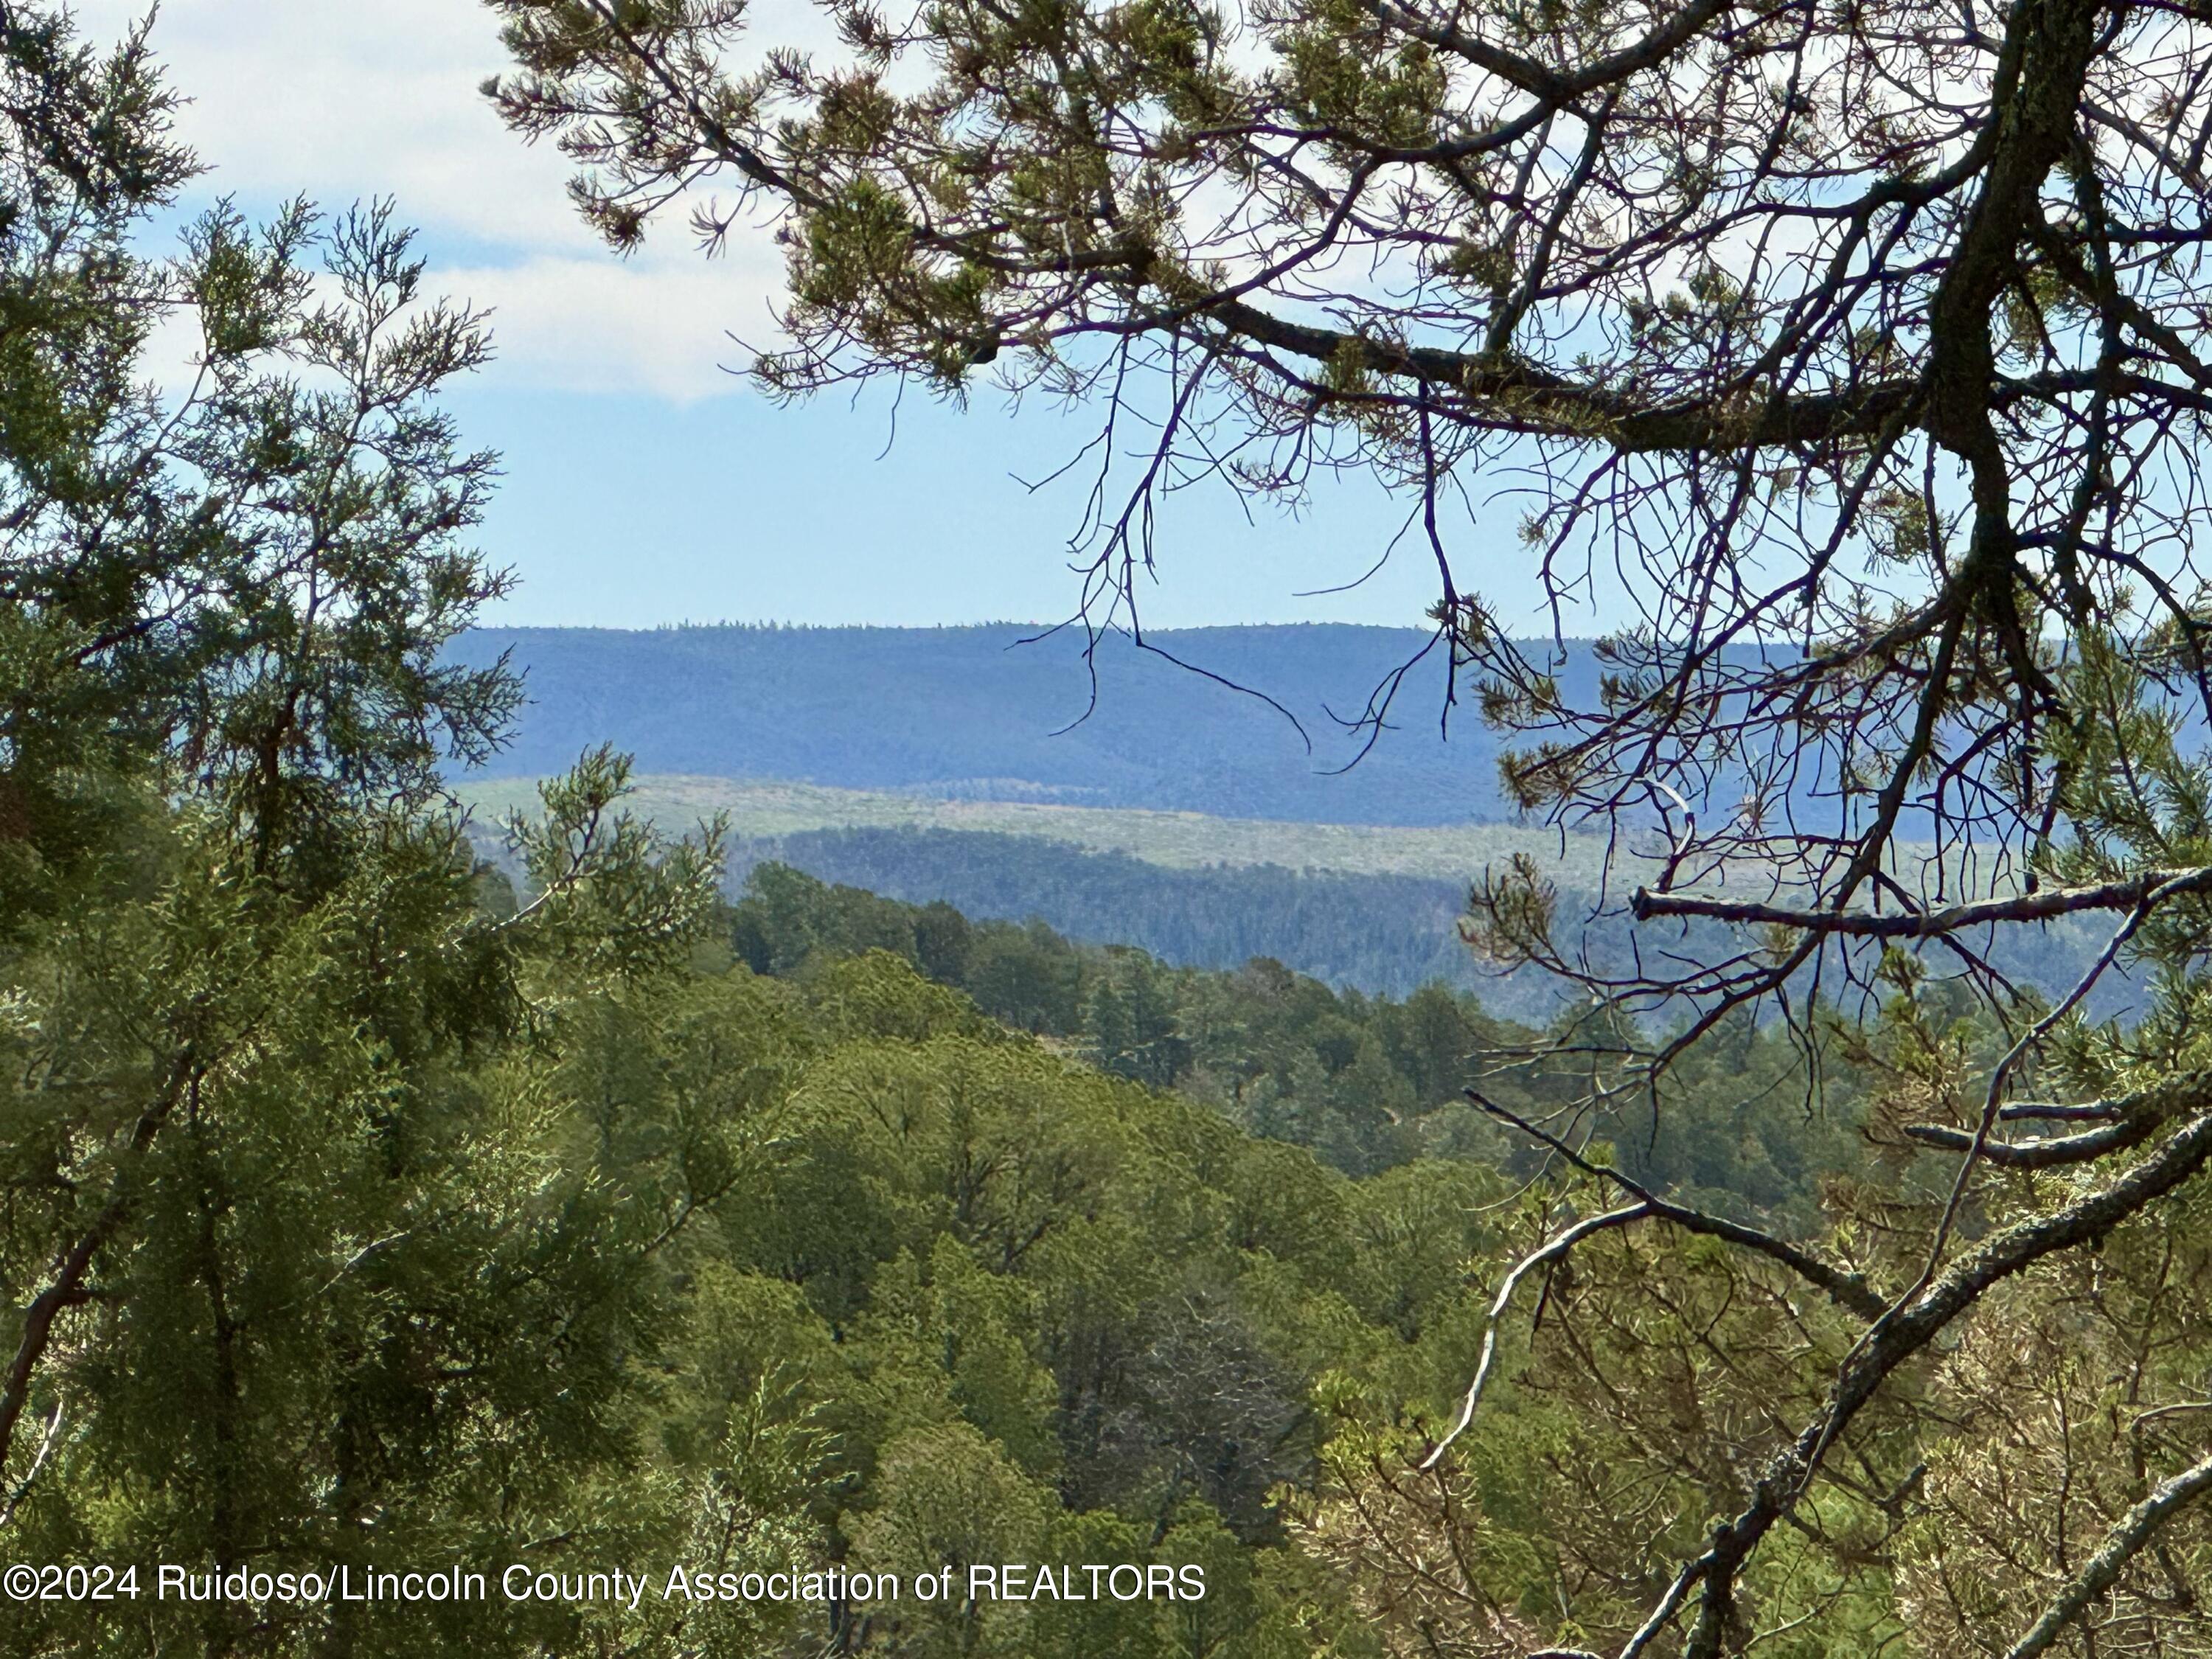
{"left": 446, "top": 626, "right": 2125, "bottom": 1009}
{"left": 448, "top": 622, "right": 1518, "bottom": 825}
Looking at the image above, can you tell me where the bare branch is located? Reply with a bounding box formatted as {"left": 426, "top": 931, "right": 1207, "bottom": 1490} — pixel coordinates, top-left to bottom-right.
{"left": 1633, "top": 865, "right": 2212, "bottom": 939}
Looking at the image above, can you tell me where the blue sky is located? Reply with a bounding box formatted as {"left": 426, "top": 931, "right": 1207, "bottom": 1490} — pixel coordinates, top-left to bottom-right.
{"left": 448, "top": 384, "right": 1456, "bottom": 630}
{"left": 81, "top": 0, "right": 1518, "bottom": 631}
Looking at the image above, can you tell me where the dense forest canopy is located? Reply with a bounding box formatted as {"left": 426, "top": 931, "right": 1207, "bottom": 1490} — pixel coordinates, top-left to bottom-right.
{"left": 726, "top": 818, "right": 2128, "bottom": 1014}
{"left": 723, "top": 859, "right": 1874, "bottom": 1212}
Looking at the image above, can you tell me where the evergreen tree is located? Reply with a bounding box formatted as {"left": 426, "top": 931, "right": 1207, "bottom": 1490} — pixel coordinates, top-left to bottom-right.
{"left": 0, "top": 11, "right": 737, "bottom": 1652}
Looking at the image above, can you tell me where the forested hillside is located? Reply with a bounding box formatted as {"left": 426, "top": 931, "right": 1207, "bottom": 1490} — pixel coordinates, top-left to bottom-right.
{"left": 731, "top": 828, "right": 1491, "bottom": 1004}
{"left": 456, "top": 773, "right": 1613, "bottom": 1009}
{"left": 725, "top": 827, "right": 2137, "bottom": 1017}
{"left": 446, "top": 622, "right": 1514, "bottom": 823}
{"left": 723, "top": 862, "right": 1869, "bottom": 1215}
{"left": 459, "top": 758, "right": 2139, "bottom": 1018}
{"left": 456, "top": 773, "right": 1609, "bottom": 885}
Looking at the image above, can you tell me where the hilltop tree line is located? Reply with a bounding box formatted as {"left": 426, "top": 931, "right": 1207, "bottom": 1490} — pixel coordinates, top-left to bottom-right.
{"left": 726, "top": 823, "right": 2128, "bottom": 1023}
{"left": 731, "top": 827, "right": 1486, "bottom": 1003}
{"left": 440, "top": 622, "right": 1505, "bottom": 824}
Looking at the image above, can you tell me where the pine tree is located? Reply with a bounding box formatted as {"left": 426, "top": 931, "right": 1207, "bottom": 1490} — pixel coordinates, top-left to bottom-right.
{"left": 0, "top": 10, "right": 743, "bottom": 1653}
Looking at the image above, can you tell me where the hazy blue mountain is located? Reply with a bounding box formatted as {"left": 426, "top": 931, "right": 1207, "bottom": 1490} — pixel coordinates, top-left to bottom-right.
{"left": 449, "top": 622, "right": 1513, "bottom": 824}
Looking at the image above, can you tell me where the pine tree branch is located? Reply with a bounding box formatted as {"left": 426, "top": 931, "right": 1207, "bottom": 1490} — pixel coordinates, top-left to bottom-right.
{"left": 1357, "top": 0, "right": 1731, "bottom": 106}
{"left": 0, "top": 1062, "right": 189, "bottom": 1483}
{"left": 1901, "top": 1116, "right": 2153, "bottom": 1166}
{"left": 1418, "top": 1201, "right": 1652, "bottom": 1470}
{"left": 1632, "top": 863, "right": 2212, "bottom": 936}
{"left": 1469, "top": 1091, "right": 1886, "bottom": 1319}
{"left": 1662, "top": 1079, "right": 2212, "bottom": 1659}
{"left": 2001, "top": 1444, "right": 2212, "bottom": 1659}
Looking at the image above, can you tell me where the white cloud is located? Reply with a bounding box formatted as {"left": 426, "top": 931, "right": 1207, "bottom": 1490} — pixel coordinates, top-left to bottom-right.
{"left": 72, "top": 0, "right": 801, "bottom": 399}
{"left": 445, "top": 250, "right": 792, "bottom": 403}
